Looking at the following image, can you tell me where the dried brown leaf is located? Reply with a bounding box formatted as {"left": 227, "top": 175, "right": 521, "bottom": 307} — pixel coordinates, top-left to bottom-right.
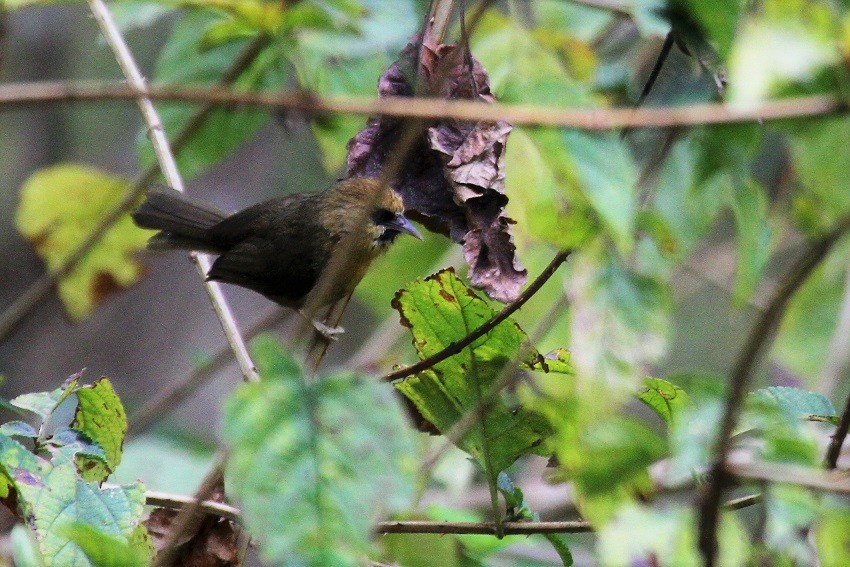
{"left": 346, "top": 32, "right": 526, "bottom": 302}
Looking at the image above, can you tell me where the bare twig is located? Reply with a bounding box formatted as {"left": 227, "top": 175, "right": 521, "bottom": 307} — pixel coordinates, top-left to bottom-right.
{"left": 145, "top": 490, "right": 241, "bottom": 523}
{"left": 88, "top": 0, "right": 259, "bottom": 384}
{"left": 0, "top": 46, "right": 269, "bottom": 344}
{"left": 384, "top": 250, "right": 572, "bottom": 382}
{"left": 698, "top": 215, "right": 850, "bottom": 566}
{"left": 0, "top": 81, "right": 846, "bottom": 130}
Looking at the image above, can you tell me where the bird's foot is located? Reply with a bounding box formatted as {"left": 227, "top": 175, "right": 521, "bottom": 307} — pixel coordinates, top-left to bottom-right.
{"left": 312, "top": 320, "right": 345, "bottom": 341}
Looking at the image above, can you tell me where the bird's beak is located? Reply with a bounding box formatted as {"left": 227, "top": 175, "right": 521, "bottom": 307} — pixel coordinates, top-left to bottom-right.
{"left": 389, "top": 214, "right": 424, "bottom": 240}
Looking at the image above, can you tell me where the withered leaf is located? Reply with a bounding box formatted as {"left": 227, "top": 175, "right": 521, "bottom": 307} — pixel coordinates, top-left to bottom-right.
{"left": 346, "top": 30, "right": 526, "bottom": 302}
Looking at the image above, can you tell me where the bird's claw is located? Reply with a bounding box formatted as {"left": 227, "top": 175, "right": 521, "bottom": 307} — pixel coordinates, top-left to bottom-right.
{"left": 312, "top": 320, "right": 345, "bottom": 341}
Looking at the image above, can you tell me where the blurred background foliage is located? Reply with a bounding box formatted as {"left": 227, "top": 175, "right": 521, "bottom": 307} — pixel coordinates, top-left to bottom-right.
{"left": 3, "top": 0, "right": 850, "bottom": 565}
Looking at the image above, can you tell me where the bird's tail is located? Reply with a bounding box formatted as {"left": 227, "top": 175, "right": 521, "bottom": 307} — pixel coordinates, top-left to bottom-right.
{"left": 132, "top": 187, "right": 228, "bottom": 252}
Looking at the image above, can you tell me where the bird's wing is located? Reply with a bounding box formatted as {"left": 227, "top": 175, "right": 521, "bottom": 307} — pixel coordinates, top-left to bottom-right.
{"left": 206, "top": 236, "right": 321, "bottom": 307}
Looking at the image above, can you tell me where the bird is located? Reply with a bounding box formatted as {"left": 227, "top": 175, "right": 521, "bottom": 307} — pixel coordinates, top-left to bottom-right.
{"left": 131, "top": 177, "right": 422, "bottom": 335}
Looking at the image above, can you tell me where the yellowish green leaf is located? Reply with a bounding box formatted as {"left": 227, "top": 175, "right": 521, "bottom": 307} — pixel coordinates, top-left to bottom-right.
{"left": 15, "top": 164, "right": 151, "bottom": 320}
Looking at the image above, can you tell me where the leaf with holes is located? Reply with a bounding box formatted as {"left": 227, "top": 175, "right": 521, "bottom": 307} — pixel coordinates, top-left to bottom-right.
{"left": 71, "top": 378, "right": 128, "bottom": 482}
{"left": 392, "top": 269, "right": 572, "bottom": 475}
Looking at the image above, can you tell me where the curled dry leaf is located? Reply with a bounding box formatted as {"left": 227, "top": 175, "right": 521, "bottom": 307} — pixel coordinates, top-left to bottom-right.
{"left": 346, "top": 31, "right": 527, "bottom": 302}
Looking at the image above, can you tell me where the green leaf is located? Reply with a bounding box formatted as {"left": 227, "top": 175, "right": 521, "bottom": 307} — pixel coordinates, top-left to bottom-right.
{"left": 731, "top": 178, "right": 773, "bottom": 302}
{"left": 11, "top": 376, "right": 78, "bottom": 423}
{"left": 728, "top": 6, "right": 839, "bottom": 106}
{"left": 764, "top": 485, "right": 819, "bottom": 563}
{"left": 71, "top": 378, "right": 128, "bottom": 482}
{"left": 817, "top": 501, "right": 850, "bottom": 567}
{"left": 495, "top": 472, "right": 573, "bottom": 566}
{"left": 61, "top": 523, "right": 149, "bottom": 567}
{"left": 140, "top": 10, "right": 276, "bottom": 179}
{"left": 0, "top": 421, "right": 38, "bottom": 439}
{"left": 598, "top": 503, "right": 750, "bottom": 566}
{"left": 637, "top": 377, "right": 692, "bottom": 426}
{"left": 15, "top": 165, "right": 150, "bottom": 320}
{"left": 544, "top": 533, "right": 574, "bottom": 567}
{"left": 675, "top": 0, "right": 743, "bottom": 58}
{"left": 788, "top": 118, "right": 850, "bottom": 232}
{"left": 223, "top": 334, "right": 416, "bottom": 567}
{"left": 1, "top": 441, "right": 148, "bottom": 567}
{"left": 0, "top": 433, "right": 43, "bottom": 511}
{"left": 773, "top": 248, "right": 847, "bottom": 378}
{"left": 505, "top": 128, "right": 597, "bottom": 249}
{"left": 10, "top": 524, "right": 44, "bottom": 567}
{"left": 562, "top": 131, "right": 638, "bottom": 254}
{"left": 392, "top": 269, "right": 560, "bottom": 474}
{"left": 749, "top": 386, "right": 837, "bottom": 424}
{"left": 572, "top": 417, "right": 665, "bottom": 497}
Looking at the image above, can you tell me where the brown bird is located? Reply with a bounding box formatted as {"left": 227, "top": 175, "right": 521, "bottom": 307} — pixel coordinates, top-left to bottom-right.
{"left": 132, "top": 177, "right": 422, "bottom": 333}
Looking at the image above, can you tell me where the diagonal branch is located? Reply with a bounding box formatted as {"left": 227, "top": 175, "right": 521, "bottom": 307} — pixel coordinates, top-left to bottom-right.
{"left": 698, "top": 214, "right": 850, "bottom": 566}
{"left": 384, "top": 249, "right": 572, "bottom": 382}
{"left": 88, "top": 0, "right": 259, "bottom": 383}
{"left": 0, "top": 81, "right": 846, "bottom": 130}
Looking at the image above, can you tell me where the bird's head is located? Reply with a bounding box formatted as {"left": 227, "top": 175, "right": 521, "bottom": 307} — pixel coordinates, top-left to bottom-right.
{"left": 327, "top": 177, "right": 423, "bottom": 251}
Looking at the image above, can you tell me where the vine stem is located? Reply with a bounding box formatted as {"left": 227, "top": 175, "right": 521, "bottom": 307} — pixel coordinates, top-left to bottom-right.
{"left": 87, "top": 0, "right": 259, "bottom": 383}
{"left": 698, "top": 215, "right": 850, "bottom": 566}
{"left": 0, "top": 81, "right": 845, "bottom": 130}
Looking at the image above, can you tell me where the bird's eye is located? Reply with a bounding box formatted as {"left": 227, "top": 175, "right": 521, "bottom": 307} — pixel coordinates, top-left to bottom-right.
{"left": 371, "top": 208, "right": 396, "bottom": 226}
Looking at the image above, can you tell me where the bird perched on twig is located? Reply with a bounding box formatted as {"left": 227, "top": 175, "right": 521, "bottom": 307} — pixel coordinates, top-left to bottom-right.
{"left": 132, "top": 177, "right": 422, "bottom": 336}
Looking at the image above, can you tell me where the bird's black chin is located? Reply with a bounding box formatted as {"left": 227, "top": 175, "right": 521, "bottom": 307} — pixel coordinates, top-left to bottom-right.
{"left": 376, "top": 229, "right": 400, "bottom": 248}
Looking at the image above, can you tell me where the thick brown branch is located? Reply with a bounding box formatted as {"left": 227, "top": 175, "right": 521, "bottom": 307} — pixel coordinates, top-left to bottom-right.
{"left": 384, "top": 249, "right": 571, "bottom": 382}
{"left": 0, "top": 81, "right": 845, "bottom": 130}
{"left": 698, "top": 215, "right": 850, "bottom": 566}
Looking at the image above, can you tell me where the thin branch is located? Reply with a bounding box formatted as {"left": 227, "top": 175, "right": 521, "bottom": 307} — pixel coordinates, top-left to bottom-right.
{"left": 384, "top": 249, "right": 572, "bottom": 382}
{"left": 729, "top": 460, "right": 850, "bottom": 494}
{"left": 88, "top": 0, "right": 259, "bottom": 384}
{"left": 143, "top": 490, "right": 762, "bottom": 535}
{"left": 0, "top": 81, "right": 845, "bottom": 130}
{"left": 145, "top": 490, "right": 241, "bottom": 523}
{"left": 698, "top": 215, "right": 850, "bottom": 567}
{"left": 0, "top": 43, "right": 269, "bottom": 344}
